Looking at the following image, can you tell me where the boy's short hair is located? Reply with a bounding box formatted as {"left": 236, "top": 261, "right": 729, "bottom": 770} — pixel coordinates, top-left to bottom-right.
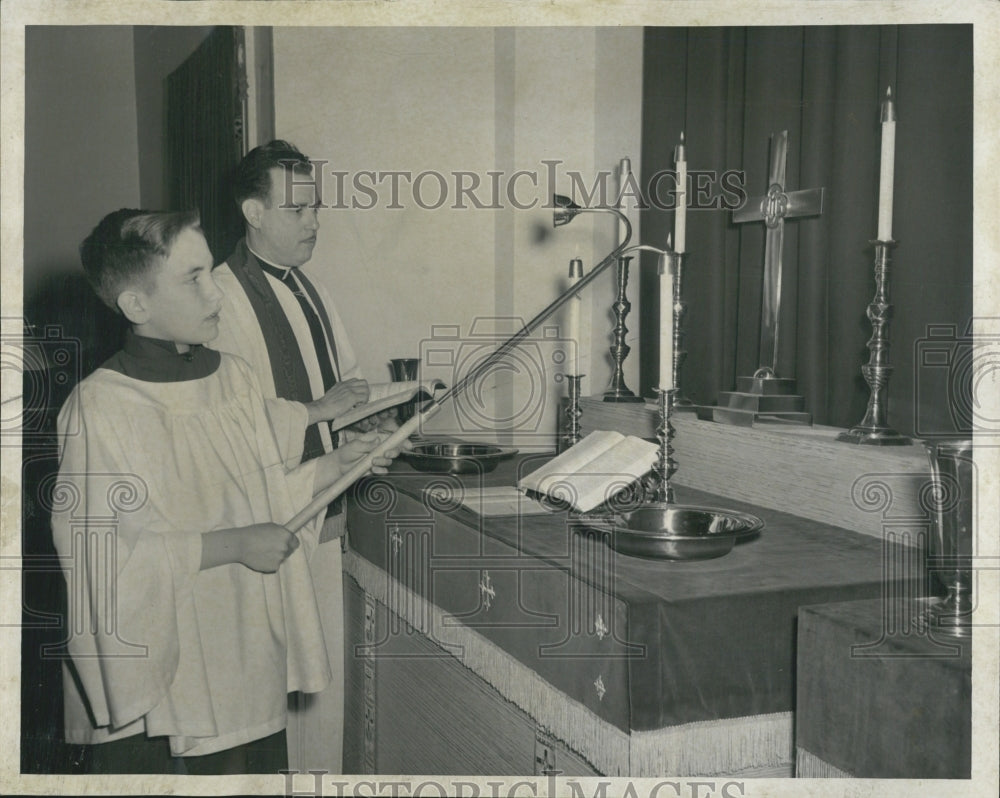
{"left": 233, "top": 139, "right": 313, "bottom": 208}
{"left": 80, "top": 208, "right": 202, "bottom": 311}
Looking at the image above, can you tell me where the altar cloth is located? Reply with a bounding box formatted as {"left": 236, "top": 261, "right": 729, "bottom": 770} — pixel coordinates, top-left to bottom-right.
{"left": 344, "top": 549, "right": 791, "bottom": 777}
{"left": 346, "top": 455, "right": 917, "bottom": 772}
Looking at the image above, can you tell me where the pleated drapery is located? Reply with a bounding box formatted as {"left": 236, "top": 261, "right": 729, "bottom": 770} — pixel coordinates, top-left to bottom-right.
{"left": 166, "top": 26, "right": 245, "bottom": 264}
{"left": 639, "top": 25, "right": 973, "bottom": 437}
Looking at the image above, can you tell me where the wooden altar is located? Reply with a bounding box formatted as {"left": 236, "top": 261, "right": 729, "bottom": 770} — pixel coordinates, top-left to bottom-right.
{"left": 341, "top": 454, "right": 919, "bottom": 777}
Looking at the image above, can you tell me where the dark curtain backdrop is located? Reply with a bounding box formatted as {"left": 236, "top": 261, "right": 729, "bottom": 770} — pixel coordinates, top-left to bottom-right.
{"left": 166, "top": 25, "right": 245, "bottom": 263}
{"left": 638, "top": 25, "right": 973, "bottom": 438}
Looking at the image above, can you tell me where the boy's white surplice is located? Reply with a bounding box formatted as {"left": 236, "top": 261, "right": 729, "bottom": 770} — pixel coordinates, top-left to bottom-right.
{"left": 51, "top": 355, "right": 330, "bottom": 757}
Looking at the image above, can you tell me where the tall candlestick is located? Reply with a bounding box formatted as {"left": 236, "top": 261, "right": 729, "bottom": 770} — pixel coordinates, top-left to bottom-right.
{"left": 618, "top": 157, "right": 631, "bottom": 247}
{"left": 659, "top": 242, "right": 675, "bottom": 390}
{"left": 566, "top": 258, "right": 583, "bottom": 375}
{"left": 674, "top": 133, "right": 687, "bottom": 254}
{"left": 877, "top": 87, "right": 896, "bottom": 241}
{"left": 605, "top": 156, "right": 642, "bottom": 403}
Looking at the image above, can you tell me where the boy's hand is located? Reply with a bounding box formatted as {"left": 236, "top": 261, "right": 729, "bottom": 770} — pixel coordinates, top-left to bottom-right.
{"left": 238, "top": 523, "right": 300, "bottom": 573}
{"left": 375, "top": 409, "right": 401, "bottom": 433}
{"left": 349, "top": 408, "right": 400, "bottom": 434}
{"left": 306, "top": 378, "right": 370, "bottom": 425}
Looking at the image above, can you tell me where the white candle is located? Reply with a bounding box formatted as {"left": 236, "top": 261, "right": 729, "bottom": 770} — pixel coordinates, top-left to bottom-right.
{"left": 877, "top": 87, "right": 896, "bottom": 241}
{"left": 674, "top": 132, "right": 687, "bottom": 254}
{"left": 659, "top": 244, "right": 675, "bottom": 391}
{"left": 618, "top": 157, "right": 631, "bottom": 247}
{"left": 567, "top": 258, "right": 583, "bottom": 375}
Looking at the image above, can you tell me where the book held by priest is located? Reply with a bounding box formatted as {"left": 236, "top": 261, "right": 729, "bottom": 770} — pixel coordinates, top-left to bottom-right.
{"left": 331, "top": 379, "right": 445, "bottom": 431}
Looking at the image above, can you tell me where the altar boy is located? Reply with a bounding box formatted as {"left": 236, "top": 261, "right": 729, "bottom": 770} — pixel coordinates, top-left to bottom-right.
{"left": 50, "top": 209, "right": 401, "bottom": 774}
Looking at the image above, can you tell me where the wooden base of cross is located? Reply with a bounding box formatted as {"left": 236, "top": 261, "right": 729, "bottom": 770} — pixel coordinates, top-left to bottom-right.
{"left": 696, "top": 370, "right": 813, "bottom": 427}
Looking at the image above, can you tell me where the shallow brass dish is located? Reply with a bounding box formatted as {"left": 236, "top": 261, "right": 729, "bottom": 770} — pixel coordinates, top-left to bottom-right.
{"left": 582, "top": 503, "right": 763, "bottom": 561}
{"left": 400, "top": 442, "right": 518, "bottom": 474}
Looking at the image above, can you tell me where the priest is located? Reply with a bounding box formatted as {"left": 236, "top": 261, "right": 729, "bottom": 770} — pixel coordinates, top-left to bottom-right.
{"left": 210, "top": 140, "right": 380, "bottom": 773}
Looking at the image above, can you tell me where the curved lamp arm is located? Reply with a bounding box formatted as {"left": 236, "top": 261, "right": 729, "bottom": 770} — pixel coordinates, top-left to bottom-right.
{"left": 293, "top": 195, "right": 635, "bottom": 529}
{"left": 433, "top": 195, "right": 633, "bottom": 408}
{"left": 620, "top": 243, "right": 669, "bottom": 258}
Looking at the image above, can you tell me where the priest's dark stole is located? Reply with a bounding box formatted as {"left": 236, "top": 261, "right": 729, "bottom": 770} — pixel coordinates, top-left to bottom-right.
{"left": 638, "top": 25, "right": 973, "bottom": 438}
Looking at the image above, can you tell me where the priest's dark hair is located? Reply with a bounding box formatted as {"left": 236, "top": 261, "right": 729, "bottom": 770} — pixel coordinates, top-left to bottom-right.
{"left": 80, "top": 208, "right": 202, "bottom": 312}
{"left": 233, "top": 139, "right": 313, "bottom": 209}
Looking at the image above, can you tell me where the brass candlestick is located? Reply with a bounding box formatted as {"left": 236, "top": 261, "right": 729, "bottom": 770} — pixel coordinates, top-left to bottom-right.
{"left": 649, "top": 387, "right": 677, "bottom": 504}
{"left": 604, "top": 255, "right": 644, "bottom": 403}
{"left": 672, "top": 251, "right": 694, "bottom": 409}
{"left": 838, "top": 239, "right": 912, "bottom": 445}
{"left": 560, "top": 374, "right": 584, "bottom": 453}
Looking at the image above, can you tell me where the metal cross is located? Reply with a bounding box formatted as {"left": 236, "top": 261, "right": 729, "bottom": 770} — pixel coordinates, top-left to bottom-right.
{"left": 733, "top": 131, "right": 824, "bottom": 377}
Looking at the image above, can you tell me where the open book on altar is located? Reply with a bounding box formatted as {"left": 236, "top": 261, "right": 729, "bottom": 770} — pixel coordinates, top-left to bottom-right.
{"left": 330, "top": 379, "right": 446, "bottom": 432}
{"left": 517, "top": 430, "right": 660, "bottom": 514}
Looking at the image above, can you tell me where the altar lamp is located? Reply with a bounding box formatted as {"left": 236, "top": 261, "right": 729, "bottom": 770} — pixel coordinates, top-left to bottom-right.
{"left": 552, "top": 194, "right": 644, "bottom": 406}
{"left": 286, "top": 195, "right": 633, "bottom": 530}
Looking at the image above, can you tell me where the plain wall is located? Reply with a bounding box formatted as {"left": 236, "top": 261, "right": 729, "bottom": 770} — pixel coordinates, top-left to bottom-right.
{"left": 272, "top": 27, "right": 644, "bottom": 448}
{"left": 24, "top": 26, "right": 141, "bottom": 303}
{"left": 23, "top": 26, "right": 218, "bottom": 370}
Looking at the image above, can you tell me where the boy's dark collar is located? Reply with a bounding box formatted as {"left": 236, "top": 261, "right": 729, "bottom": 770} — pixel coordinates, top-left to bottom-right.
{"left": 100, "top": 329, "right": 221, "bottom": 383}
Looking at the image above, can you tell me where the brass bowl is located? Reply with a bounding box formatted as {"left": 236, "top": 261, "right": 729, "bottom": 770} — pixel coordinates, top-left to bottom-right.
{"left": 400, "top": 442, "right": 518, "bottom": 475}
{"left": 582, "top": 503, "right": 763, "bottom": 561}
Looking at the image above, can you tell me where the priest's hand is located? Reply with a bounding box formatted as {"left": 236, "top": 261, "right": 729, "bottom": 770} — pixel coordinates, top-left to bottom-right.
{"left": 336, "top": 430, "right": 411, "bottom": 475}
{"left": 201, "top": 523, "right": 299, "bottom": 573}
{"left": 305, "top": 378, "right": 370, "bottom": 425}
{"left": 309, "top": 432, "right": 411, "bottom": 500}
